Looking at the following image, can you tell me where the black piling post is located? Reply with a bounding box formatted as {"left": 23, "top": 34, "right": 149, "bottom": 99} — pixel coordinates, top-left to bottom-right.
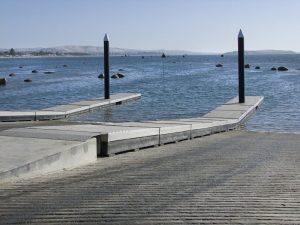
{"left": 238, "top": 29, "right": 245, "bottom": 103}
{"left": 104, "top": 33, "right": 110, "bottom": 99}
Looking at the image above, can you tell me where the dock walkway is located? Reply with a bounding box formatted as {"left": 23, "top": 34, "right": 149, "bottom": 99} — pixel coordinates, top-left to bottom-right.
{"left": 0, "top": 96, "right": 263, "bottom": 182}
{"left": 1, "top": 130, "right": 299, "bottom": 224}
{"left": 0, "top": 93, "right": 141, "bottom": 122}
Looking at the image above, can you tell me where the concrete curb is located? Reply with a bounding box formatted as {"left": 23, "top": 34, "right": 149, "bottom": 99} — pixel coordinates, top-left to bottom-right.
{"left": 0, "top": 138, "right": 97, "bottom": 183}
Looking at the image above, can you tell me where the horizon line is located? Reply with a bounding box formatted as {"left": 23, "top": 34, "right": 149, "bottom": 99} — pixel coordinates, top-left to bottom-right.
{"left": 0, "top": 45, "right": 298, "bottom": 54}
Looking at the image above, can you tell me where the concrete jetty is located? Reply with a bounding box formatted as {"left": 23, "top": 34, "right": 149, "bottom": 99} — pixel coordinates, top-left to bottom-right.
{"left": 0, "top": 93, "right": 141, "bottom": 122}
{"left": 0, "top": 96, "right": 263, "bottom": 182}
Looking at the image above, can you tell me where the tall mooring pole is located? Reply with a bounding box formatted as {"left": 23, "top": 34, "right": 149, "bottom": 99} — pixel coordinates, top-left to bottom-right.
{"left": 238, "top": 29, "right": 245, "bottom": 103}
{"left": 104, "top": 33, "right": 110, "bottom": 99}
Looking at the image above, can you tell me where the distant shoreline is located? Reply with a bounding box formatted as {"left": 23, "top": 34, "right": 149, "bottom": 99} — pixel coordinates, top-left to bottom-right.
{"left": 0, "top": 53, "right": 299, "bottom": 59}
{"left": 1, "top": 46, "right": 297, "bottom": 58}
{"left": 0, "top": 55, "right": 99, "bottom": 59}
{"left": 0, "top": 54, "right": 214, "bottom": 59}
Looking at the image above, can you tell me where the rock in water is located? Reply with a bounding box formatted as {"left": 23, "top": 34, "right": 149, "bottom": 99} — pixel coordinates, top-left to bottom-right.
{"left": 24, "top": 79, "right": 32, "bottom": 82}
{"left": 98, "top": 73, "right": 104, "bottom": 79}
{"left": 44, "top": 71, "right": 55, "bottom": 74}
{"left": 111, "top": 74, "right": 119, "bottom": 79}
{"left": 0, "top": 78, "right": 7, "bottom": 85}
{"left": 244, "top": 64, "right": 250, "bottom": 69}
{"left": 216, "top": 64, "right": 223, "bottom": 67}
{"left": 32, "top": 70, "right": 38, "bottom": 73}
{"left": 116, "top": 73, "right": 125, "bottom": 78}
{"left": 111, "top": 73, "right": 126, "bottom": 79}
{"left": 255, "top": 66, "right": 260, "bottom": 70}
{"left": 271, "top": 67, "right": 277, "bottom": 71}
{"left": 9, "top": 73, "right": 16, "bottom": 76}
{"left": 277, "top": 66, "right": 288, "bottom": 71}
{"left": 63, "top": 65, "right": 68, "bottom": 67}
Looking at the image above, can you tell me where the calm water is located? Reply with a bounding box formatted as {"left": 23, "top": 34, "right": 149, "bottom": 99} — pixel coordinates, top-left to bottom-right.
{"left": 1, "top": 55, "right": 300, "bottom": 133}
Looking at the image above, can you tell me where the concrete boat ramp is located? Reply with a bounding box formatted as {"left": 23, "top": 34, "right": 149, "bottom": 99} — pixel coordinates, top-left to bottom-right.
{"left": 0, "top": 96, "right": 263, "bottom": 182}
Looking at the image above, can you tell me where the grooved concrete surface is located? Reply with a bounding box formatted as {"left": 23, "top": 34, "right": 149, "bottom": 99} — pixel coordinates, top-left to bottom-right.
{"left": 1, "top": 131, "right": 299, "bottom": 224}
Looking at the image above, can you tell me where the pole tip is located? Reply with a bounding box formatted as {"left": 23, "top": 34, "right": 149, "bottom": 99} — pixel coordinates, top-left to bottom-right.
{"left": 238, "top": 29, "right": 244, "bottom": 38}
{"left": 104, "top": 33, "right": 109, "bottom": 41}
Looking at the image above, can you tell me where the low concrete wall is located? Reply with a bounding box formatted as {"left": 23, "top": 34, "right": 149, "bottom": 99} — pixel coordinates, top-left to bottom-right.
{"left": 0, "top": 138, "right": 97, "bottom": 183}
{"left": 99, "top": 135, "right": 159, "bottom": 156}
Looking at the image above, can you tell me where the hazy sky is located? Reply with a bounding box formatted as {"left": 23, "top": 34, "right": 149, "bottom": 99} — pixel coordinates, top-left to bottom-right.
{"left": 1, "top": 0, "right": 300, "bottom": 52}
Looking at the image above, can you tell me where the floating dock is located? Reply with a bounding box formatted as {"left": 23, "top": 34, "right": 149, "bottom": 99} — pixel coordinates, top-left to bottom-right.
{"left": 0, "top": 96, "right": 263, "bottom": 182}
{"left": 0, "top": 93, "right": 141, "bottom": 122}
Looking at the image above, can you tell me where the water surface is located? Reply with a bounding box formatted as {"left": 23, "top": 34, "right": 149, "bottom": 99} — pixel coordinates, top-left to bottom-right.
{"left": 0, "top": 55, "right": 299, "bottom": 133}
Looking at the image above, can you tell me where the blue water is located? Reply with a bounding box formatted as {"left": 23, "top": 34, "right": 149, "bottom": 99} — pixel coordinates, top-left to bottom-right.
{"left": 1, "top": 55, "right": 300, "bottom": 133}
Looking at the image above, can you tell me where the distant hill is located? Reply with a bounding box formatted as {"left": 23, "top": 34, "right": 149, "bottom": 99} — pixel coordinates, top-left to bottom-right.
{"left": 0, "top": 46, "right": 206, "bottom": 57}
{"left": 1, "top": 46, "right": 298, "bottom": 57}
{"left": 225, "top": 50, "right": 297, "bottom": 55}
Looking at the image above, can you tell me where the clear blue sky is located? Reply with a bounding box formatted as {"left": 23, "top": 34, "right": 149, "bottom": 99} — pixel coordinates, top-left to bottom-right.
{"left": 1, "top": 0, "right": 300, "bottom": 52}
